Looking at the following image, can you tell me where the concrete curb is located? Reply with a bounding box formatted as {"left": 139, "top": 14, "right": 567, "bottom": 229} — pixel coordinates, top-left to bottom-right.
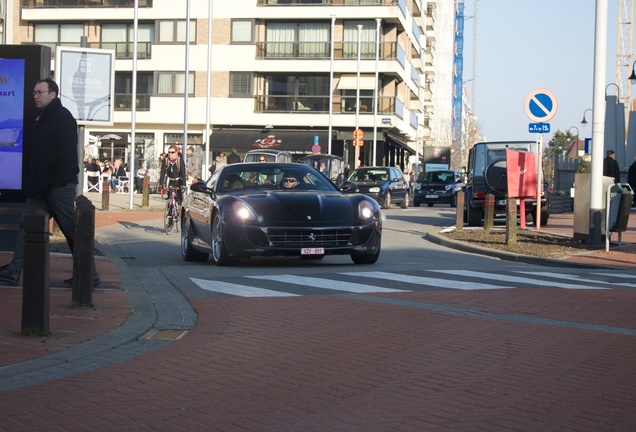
{"left": 423, "top": 231, "right": 614, "bottom": 270}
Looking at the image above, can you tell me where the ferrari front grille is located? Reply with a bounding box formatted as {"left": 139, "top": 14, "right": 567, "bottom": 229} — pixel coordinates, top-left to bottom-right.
{"left": 267, "top": 228, "right": 353, "bottom": 248}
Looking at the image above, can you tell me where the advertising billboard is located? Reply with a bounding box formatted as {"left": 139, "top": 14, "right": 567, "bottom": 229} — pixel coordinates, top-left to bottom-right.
{"left": 0, "top": 58, "right": 25, "bottom": 191}
{"left": 56, "top": 47, "right": 114, "bottom": 126}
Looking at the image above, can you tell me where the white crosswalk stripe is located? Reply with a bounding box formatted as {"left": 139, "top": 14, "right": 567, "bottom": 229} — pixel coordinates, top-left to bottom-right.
{"left": 247, "top": 274, "right": 408, "bottom": 293}
{"left": 190, "top": 270, "right": 626, "bottom": 297}
{"left": 432, "top": 270, "right": 610, "bottom": 290}
{"left": 340, "top": 271, "right": 510, "bottom": 290}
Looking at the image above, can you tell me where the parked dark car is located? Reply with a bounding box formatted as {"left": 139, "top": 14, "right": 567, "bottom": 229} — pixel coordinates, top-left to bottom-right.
{"left": 414, "top": 170, "right": 464, "bottom": 207}
{"left": 347, "top": 166, "right": 409, "bottom": 209}
{"left": 181, "top": 163, "right": 382, "bottom": 266}
{"left": 464, "top": 141, "right": 551, "bottom": 226}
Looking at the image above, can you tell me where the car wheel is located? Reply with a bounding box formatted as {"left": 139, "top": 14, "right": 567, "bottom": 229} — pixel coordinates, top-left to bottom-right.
{"left": 181, "top": 216, "right": 208, "bottom": 262}
{"left": 382, "top": 191, "right": 392, "bottom": 209}
{"left": 351, "top": 245, "right": 381, "bottom": 264}
{"left": 427, "top": 203, "right": 434, "bottom": 207}
{"left": 400, "top": 192, "right": 409, "bottom": 208}
{"left": 211, "top": 212, "right": 238, "bottom": 266}
{"left": 450, "top": 194, "right": 457, "bottom": 208}
{"left": 466, "top": 205, "right": 483, "bottom": 227}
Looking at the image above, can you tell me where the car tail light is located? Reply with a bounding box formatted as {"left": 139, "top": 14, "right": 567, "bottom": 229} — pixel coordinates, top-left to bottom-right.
{"left": 473, "top": 192, "right": 486, "bottom": 199}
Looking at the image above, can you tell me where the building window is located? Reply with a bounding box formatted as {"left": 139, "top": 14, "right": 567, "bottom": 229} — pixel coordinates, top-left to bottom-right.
{"left": 157, "top": 20, "right": 196, "bottom": 44}
{"left": 34, "top": 24, "right": 84, "bottom": 53}
{"left": 265, "top": 21, "right": 329, "bottom": 58}
{"left": 0, "top": 21, "right": 4, "bottom": 45}
{"left": 115, "top": 72, "right": 153, "bottom": 110}
{"left": 343, "top": 20, "right": 376, "bottom": 58}
{"left": 230, "top": 72, "right": 252, "bottom": 97}
{"left": 231, "top": 20, "right": 253, "bottom": 44}
{"left": 156, "top": 72, "right": 194, "bottom": 96}
{"left": 263, "top": 74, "right": 329, "bottom": 111}
{"left": 102, "top": 23, "right": 154, "bottom": 59}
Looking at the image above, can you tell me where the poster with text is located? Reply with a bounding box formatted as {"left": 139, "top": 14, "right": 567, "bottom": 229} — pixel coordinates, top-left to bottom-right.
{"left": 0, "top": 58, "right": 25, "bottom": 190}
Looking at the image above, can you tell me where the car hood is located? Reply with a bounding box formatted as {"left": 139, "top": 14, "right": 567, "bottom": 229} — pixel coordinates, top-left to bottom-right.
{"left": 236, "top": 191, "right": 358, "bottom": 224}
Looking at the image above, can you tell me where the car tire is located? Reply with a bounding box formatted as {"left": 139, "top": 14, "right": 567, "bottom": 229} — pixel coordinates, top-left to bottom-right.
{"left": 466, "top": 205, "right": 483, "bottom": 227}
{"left": 400, "top": 192, "right": 409, "bottom": 209}
{"left": 382, "top": 191, "right": 392, "bottom": 209}
{"left": 211, "top": 212, "right": 238, "bottom": 266}
{"left": 427, "top": 203, "right": 434, "bottom": 207}
{"left": 181, "top": 217, "right": 208, "bottom": 262}
{"left": 450, "top": 194, "right": 457, "bottom": 208}
{"left": 351, "top": 245, "right": 381, "bottom": 264}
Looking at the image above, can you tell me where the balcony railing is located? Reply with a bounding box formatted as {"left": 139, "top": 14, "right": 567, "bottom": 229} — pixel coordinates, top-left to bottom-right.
{"left": 97, "top": 42, "right": 152, "bottom": 59}
{"left": 114, "top": 93, "right": 150, "bottom": 111}
{"left": 254, "top": 94, "right": 395, "bottom": 114}
{"left": 256, "top": 41, "right": 396, "bottom": 60}
{"left": 23, "top": 41, "right": 82, "bottom": 58}
{"left": 257, "top": 0, "right": 395, "bottom": 5}
{"left": 22, "top": 0, "right": 152, "bottom": 8}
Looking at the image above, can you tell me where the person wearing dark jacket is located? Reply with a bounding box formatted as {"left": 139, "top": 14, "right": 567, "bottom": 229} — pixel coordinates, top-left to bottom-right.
{"left": 603, "top": 149, "right": 621, "bottom": 184}
{"left": 628, "top": 157, "right": 636, "bottom": 207}
{"left": 0, "top": 78, "right": 99, "bottom": 287}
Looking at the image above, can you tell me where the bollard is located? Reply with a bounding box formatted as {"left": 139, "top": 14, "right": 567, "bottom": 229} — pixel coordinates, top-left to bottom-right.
{"left": 101, "top": 177, "right": 109, "bottom": 211}
{"left": 142, "top": 174, "right": 150, "bottom": 208}
{"left": 72, "top": 196, "right": 95, "bottom": 308}
{"left": 21, "top": 209, "right": 50, "bottom": 336}
{"left": 455, "top": 190, "right": 464, "bottom": 231}
{"left": 484, "top": 193, "right": 495, "bottom": 232}
{"left": 506, "top": 198, "right": 517, "bottom": 246}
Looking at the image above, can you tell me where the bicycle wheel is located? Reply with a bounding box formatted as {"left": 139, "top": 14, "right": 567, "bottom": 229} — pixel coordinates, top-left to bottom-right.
{"left": 164, "top": 200, "right": 174, "bottom": 235}
{"left": 173, "top": 203, "right": 180, "bottom": 233}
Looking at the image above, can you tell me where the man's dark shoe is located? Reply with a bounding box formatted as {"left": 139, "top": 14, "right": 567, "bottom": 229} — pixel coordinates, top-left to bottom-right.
{"left": 0, "top": 266, "right": 19, "bottom": 286}
{"left": 64, "top": 276, "right": 101, "bottom": 287}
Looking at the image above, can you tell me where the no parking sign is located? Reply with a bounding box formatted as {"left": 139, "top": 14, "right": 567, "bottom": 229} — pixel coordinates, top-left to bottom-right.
{"left": 524, "top": 88, "right": 558, "bottom": 123}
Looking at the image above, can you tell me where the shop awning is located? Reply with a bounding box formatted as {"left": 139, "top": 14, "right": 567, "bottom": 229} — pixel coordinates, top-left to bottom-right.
{"left": 336, "top": 74, "right": 377, "bottom": 90}
{"left": 385, "top": 131, "right": 416, "bottom": 155}
{"left": 210, "top": 129, "right": 334, "bottom": 154}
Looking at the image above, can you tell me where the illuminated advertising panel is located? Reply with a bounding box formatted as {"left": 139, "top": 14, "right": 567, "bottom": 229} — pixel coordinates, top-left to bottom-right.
{"left": 0, "top": 58, "right": 25, "bottom": 190}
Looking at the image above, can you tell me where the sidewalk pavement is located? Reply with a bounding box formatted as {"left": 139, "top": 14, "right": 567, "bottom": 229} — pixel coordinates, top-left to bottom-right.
{"left": 1, "top": 195, "right": 636, "bottom": 370}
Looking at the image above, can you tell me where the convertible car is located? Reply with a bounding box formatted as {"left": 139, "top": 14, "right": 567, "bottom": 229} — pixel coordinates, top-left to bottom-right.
{"left": 180, "top": 162, "right": 382, "bottom": 266}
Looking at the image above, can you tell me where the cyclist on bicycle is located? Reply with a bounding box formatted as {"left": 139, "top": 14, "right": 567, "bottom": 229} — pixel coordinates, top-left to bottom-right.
{"left": 159, "top": 145, "right": 186, "bottom": 203}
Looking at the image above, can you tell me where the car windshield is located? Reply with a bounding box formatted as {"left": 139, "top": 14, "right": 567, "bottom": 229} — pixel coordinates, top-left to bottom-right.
{"left": 215, "top": 163, "right": 336, "bottom": 193}
{"left": 422, "top": 171, "right": 454, "bottom": 184}
{"left": 348, "top": 169, "right": 389, "bottom": 182}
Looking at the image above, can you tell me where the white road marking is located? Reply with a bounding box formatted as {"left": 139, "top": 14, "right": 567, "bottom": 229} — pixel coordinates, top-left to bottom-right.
{"left": 433, "top": 270, "right": 609, "bottom": 290}
{"left": 246, "top": 274, "right": 408, "bottom": 293}
{"left": 191, "top": 278, "right": 300, "bottom": 297}
{"left": 340, "top": 271, "right": 510, "bottom": 290}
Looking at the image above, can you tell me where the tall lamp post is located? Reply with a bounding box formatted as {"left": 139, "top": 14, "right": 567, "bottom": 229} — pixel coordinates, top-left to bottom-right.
{"left": 568, "top": 126, "right": 580, "bottom": 157}
{"left": 581, "top": 108, "right": 593, "bottom": 126}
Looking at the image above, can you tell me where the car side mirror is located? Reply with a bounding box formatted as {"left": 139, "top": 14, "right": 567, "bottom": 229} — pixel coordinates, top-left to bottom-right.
{"left": 190, "top": 181, "right": 213, "bottom": 194}
{"left": 339, "top": 181, "right": 359, "bottom": 193}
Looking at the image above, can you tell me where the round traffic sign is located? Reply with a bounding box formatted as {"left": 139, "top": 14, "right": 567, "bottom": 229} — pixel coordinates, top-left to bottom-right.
{"left": 312, "top": 144, "right": 321, "bottom": 154}
{"left": 353, "top": 129, "right": 364, "bottom": 140}
{"left": 524, "top": 89, "right": 558, "bottom": 123}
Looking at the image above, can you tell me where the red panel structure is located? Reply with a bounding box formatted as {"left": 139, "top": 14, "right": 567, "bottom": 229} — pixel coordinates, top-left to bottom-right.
{"left": 506, "top": 149, "right": 537, "bottom": 198}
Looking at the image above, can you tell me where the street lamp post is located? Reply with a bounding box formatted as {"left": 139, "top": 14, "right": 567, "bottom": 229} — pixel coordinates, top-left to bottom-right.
{"left": 581, "top": 108, "right": 593, "bottom": 126}
{"left": 568, "top": 126, "right": 580, "bottom": 157}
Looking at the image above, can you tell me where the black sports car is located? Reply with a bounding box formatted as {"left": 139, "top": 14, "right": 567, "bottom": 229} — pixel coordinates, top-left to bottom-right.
{"left": 180, "top": 163, "right": 382, "bottom": 266}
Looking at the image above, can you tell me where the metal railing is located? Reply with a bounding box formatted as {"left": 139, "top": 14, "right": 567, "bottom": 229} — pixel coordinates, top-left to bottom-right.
{"left": 22, "top": 0, "right": 152, "bottom": 7}
{"left": 114, "top": 93, "right": 151, "bottom": 111}
{"left": 254, "top": 94, "right": 395, "bottom": 114}
{"left": 257, "top": 0, "right": 395, "bottom": 5}
{"left": 256, "top": 41, "right": 396, "bottom": 60}
{"left": 97, "top": 41, "right": 152, "bottom": 59}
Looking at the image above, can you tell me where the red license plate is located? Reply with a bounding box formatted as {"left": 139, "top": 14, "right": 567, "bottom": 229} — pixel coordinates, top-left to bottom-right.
{"left": 301, "top": 247, "right": 324, "bottom": 255}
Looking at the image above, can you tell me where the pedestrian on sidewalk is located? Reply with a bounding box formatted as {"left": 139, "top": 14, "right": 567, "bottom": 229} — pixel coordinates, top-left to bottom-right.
{"left": 603, "top": 149, "right": 621, "bottom": 184}
{"left": 0, "top": 78, "right": 99, "bottom": 287}
{"left": 628, "top": 157, "right": 636, "bottom": 207}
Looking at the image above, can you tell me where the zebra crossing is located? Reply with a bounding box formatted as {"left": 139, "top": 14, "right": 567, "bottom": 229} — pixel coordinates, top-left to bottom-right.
{"left": 190, "top": 270, "right": 636, "bottom": 298}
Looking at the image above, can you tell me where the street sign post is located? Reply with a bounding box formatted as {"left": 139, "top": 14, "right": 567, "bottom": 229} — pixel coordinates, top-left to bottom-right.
{"left": 524, "top": 88, "right": 558, "bottom": 230}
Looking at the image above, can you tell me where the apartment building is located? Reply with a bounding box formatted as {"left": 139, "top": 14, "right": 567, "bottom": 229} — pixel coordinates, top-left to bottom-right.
{"left": 9, "top": 0, "right": 441, "bottom": 172}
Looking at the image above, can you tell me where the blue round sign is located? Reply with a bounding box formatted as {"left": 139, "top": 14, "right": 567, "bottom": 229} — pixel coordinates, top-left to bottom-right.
{"left": 524, "top": 89, "right": 558, "bottom": 123}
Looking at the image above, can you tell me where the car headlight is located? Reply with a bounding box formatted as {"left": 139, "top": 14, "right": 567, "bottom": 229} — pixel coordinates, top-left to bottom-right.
{"left": 232, "top": 201, "right": 257, "bottom": 220}
{"left": 369, "top": 187, "right": 380, "bottom": 193}
{"left": 445, "top": 184, "right": 453, "bottom": 191}
{"left": 358, "top": 200, "right": 375, "bottom": 219}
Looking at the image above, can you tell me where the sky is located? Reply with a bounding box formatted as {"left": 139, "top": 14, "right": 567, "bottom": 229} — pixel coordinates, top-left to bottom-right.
{"left": 462, "top": 0, "right": 624, "bottom": 143}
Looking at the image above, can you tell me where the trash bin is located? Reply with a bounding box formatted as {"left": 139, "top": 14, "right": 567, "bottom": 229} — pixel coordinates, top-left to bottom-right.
{"left": 607, "top": 183, "right": 633, "bottom": 232}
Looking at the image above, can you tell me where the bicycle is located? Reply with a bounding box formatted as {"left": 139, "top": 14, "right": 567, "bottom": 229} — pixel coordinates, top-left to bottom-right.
{"left": 163, "top": 186, "right": 182, "bottom": 235}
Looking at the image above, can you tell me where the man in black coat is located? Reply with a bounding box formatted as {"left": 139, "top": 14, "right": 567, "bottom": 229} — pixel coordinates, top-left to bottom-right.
{"left": 628, "top": 157, "right": 636, "bottom": 207}
{"left": 0, "top": 78, "right": 99, "bottom": 286}
{"left": 603, "top": 149, "right": 621, "bottom": 184}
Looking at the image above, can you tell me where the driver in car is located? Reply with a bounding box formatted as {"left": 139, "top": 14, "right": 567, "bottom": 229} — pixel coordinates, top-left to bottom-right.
{"left": 281, "top": 176, "right": 299, "bottom": 189}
